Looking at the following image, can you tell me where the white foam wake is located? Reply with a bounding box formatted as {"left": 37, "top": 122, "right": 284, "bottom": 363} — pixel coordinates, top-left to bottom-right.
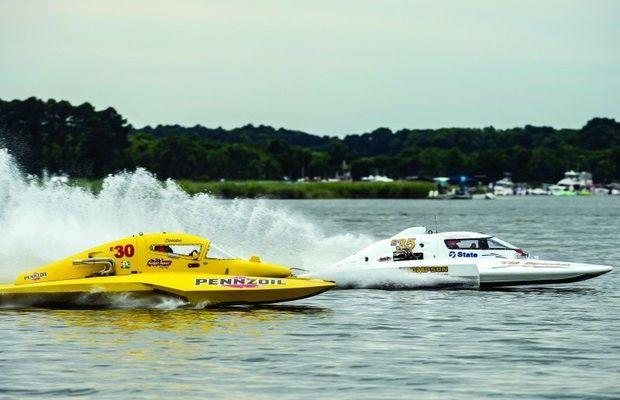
{"left": 0, "top": 149, "right": 373, "bottom": 285}
{"left": 309, "top": 268, "right": 479, "bottom": 290}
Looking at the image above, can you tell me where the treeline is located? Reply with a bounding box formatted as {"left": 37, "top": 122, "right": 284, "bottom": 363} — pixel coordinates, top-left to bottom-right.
{"left": 1, "top": 97, "right": 619, "bottom": 183}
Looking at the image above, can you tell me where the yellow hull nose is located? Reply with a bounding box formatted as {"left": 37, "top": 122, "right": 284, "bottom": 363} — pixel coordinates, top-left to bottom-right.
{"left": 183, "top": 282, "right": 334, "bottom": 305}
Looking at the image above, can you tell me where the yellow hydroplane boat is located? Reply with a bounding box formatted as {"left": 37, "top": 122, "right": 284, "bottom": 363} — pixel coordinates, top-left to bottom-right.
{"left": 0, "top": 232, "right": 335, "bottom": 307}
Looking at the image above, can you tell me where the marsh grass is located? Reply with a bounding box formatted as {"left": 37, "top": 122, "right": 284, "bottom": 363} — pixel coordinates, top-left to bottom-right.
{"left": 69, "top": 178, "right": 433, "bottom": 199}
{"left": 177, "top": 180, "right": 434, "bottom": 199}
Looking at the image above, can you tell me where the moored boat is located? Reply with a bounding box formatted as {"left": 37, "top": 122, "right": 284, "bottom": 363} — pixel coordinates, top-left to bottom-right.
{"left": 549, "top": 170, "right": 593, "bottom": 196}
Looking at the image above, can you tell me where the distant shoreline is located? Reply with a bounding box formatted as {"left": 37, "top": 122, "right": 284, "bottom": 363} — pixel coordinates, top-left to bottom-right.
{"left": 73, "top": 179, "right": 435, "bottom": 199}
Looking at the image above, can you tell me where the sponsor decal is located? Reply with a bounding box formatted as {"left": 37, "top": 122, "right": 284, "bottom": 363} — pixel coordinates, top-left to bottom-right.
{"left": 24, "top": 272, "right": 47, "bottom": 281}
{"left": 391, "top": 238, "right": 417, "bottom": 261}
{"left": 525, "top": 261, "right": 569, "bottom": 267}
{"left": 165, "top": 238, "right": 182, "bottom": 243}
{"left": 121, "top": 260, "right": 131, "bottom": 269}
{"left": 449, "top": 251, "right": 478, "bottom": 258}
{"left": 147, "top": 258, "right": 172, "bottom": 268}
{"left": 499, "top": 260, "right": 570, "bottom": 268}
{"left": 195, "top": 276, "right": 285, "bottom": 288}
{"left": 402, "top": 266, "right": 449, "bottom": 273}
{"left": 378, "top": 256, "right": 392, "bottom": 262}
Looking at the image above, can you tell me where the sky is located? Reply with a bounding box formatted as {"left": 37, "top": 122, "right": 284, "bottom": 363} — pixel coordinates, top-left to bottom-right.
{"left": 1, "top": 0, "right": 618, "bottom": 136}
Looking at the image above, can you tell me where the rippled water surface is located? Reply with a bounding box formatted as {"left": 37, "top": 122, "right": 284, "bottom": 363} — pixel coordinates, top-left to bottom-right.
{"left": 1, "top": 197, "right": 619, "bottom": 399}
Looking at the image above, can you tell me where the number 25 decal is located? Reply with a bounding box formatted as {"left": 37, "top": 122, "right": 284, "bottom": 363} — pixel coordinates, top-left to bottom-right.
{"left": 113, "top": 244, "right": 135, "bottom": 258}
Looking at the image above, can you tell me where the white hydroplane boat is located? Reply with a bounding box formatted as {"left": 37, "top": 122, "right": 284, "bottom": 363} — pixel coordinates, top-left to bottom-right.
{"left": 305, "top": 227, "right": 613, "bottom": 288}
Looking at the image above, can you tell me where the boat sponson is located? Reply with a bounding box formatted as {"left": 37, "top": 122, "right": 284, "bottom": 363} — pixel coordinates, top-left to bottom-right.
{"left": 479, "top": 270, "right": 610, "bottom": 288}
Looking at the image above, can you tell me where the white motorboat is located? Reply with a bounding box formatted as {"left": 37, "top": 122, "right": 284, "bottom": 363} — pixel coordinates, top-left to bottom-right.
{"left": 529, "top": 187, "right": 550, "bottom": 196}
{"left": 305, "top": 227, "right": 613, "bottom": 288}
{"left": 493, "top": 173, "right": 514, "bottom": 196}
{"left": 549, "top": 170, "right": 593, "bottom": 195}
{"left": 361, "top": 174, "right": 394, "bottom": 182}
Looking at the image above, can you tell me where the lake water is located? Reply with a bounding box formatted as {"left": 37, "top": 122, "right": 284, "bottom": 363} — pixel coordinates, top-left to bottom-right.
{"left": 0, "top": 180, "right": 618, "bottom": 399}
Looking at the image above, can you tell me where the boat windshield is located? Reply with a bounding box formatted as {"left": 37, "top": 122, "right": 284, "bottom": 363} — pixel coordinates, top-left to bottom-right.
{"left": 487, "top": 237, "right": 518, "bottom": 250}
{"left": 444, "top": 237, "right": 517, "bottom": 250}
{"left": 207, "top": 243, "right": 237, "bottom": 260}
{"left": 151, "top": 244, "right": 202, "bottom": 257}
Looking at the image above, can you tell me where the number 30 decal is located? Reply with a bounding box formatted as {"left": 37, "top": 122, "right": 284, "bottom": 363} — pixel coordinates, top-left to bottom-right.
{"left": 113, "top": 244, "right": 135, "bottom": 258}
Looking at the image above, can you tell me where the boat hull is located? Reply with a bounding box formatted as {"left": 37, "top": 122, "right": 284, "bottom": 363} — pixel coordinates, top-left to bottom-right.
{"left": 305, "top": 259, "right": 613, "bottom": 289}
{"left": 0, "top": 273, "right": 335, "bottom": 307}
{"left": 477, "top": 259, "right": 613, "bottom": 287}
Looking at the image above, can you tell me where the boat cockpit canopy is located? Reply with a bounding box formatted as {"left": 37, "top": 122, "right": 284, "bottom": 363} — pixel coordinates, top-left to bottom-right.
{"left": 149, "top": 242, "right": 238, "bottom": 260}
{"left": 150, "top": 244, "right": 202, "bottom": 258}
{"left": 444, "top": 237, "right": 517, "bottom": 250}
{"left": 206, "top": 243, "right": 237, "bottom": 260}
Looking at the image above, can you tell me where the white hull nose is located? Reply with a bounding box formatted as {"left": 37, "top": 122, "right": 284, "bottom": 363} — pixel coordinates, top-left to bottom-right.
{"left": 479, "top": 260, "right": 613, "bottom": 287}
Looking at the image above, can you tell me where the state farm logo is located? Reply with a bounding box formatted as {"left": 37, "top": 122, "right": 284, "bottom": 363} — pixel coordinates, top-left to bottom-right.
{"left": 449, "top": 251, "right": 478, "bottom": 258}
